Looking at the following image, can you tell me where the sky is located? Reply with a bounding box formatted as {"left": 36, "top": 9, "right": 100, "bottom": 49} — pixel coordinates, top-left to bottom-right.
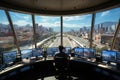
{"left": 0, "top": 7, "right": 120, "bottom": 31}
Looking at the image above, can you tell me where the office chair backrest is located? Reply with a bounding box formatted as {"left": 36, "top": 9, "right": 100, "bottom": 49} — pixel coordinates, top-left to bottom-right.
{"left": 54, "top": 53, "right": 70, "bottom": 71}
{"left": 54, "top": 57, "right": 69, "bottom": 70}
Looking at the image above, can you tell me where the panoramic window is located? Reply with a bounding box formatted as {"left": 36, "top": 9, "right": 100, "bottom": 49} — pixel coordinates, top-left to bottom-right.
{"left": 9, "top": 12, "right": 34, "bottom": 50}
{"left": 115, "top": 30, "right": 120, "bottom": 51}
{"left": 94, "top": 7, "right": 120, "bottom": 54}
{"left": 0, "top": 10, "right": 17, "bottom": 52}
{"left": 63, "top": 15, "right": 92, "bottom": 48}
{"left": 35, "top": 16, "right": 60, "bottom": 49}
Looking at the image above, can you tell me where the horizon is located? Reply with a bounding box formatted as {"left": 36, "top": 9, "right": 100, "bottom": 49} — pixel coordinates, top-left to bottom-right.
{"left": 0, "top": 21, "right": 118, "bottom": 32}
{"left": 0, "top": 7, "right": 120, "bottom": 32}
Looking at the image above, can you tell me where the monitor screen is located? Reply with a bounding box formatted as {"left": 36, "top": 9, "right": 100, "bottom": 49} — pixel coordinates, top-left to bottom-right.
{"left": 32, "top": 48, "right": 43, "bottom": 57}
{"left": 102, "top": 50, "right": 116, "bottom": 62}
{"left": 74, "top": 47, "right": 84, "bottom": 57}
{"left": 89, "top": 48, "right": 96, "bottom": 58}
{"left": 84, "top": 48, "right": 91, "bottom": 58}
{"left": 3, "top": 51, "right": 17, "bottom": 65}
{"left": 21, "top": 49, "right": 33, "bottom": 59}
{"left": 64, "top": 47, "right": 71, "bottom": 54}
{"left": 117, "top": 52, "right": 120, "bottom": 63}
{"left": 46, "top": 47, "right": 59, "bottom": 56}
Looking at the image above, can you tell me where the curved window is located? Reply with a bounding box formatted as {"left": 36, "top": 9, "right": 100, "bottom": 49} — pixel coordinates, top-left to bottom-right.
{"left": 115, "top": 31, "right": 120, "bottom": 51}
{"left": 35, "top": 16, "right": 60, "bottom": 48}
{"left": 63, "top": 15, "right": 92, "bottom": 48}
{"left": 0, "top": 10, "right": 17, "bottom": 52}
{"left": 9, "top": 12, "right": 34, "bottom": 50}
{"left": 94, "top": 7, "right": 120, "bottom": 54}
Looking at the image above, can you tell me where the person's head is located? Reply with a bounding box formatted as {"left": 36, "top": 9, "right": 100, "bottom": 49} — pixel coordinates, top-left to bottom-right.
{"left": 59, "top": 45, "right": 64, "bottom": 53}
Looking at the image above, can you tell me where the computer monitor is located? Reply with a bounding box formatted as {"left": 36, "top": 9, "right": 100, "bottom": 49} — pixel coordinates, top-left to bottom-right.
{"left": 101, "top": 50, "right": 117, "bottom": 63}
{"left": 21, "top": 49, "right": 33, "bottom": 59}
{"left": 84, "top": 48, "right": 91, "bottom": 58}
{"left": 32, "top": 48, "right": 43, "bottom": 57}
{"left": 117, "top": 52, "right": 120, "bottom": 63}
{"left": 74, "top": 47, "right": 84, "bottom": 57}
{"left": 3, "top": 51, "right": 17, "bottom": 65}
{"left": 64, "top": 47, "right": 71, "bottom": 54}
{"left": 89, "top": 48, "right": 96, "bottom": 58}
{"left": 46, "top": 47, "right": 59, "bottom": 56}
{"left": 116, "top": 52, "right": 120, "bottom": 69}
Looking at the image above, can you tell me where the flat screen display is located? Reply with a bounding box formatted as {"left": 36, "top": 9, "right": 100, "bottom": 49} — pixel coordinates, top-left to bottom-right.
{"left": 117, "top": 52, "right": 120, "bottom": 63}
{"left": 84, "top": 48, "right": 95, "bottom": 58}
{"left": 3, "top": 51, "right": 17, "bottom": 64}
{"left": 84, "top": 48, "right": 91, "bottom": 58}
{"left": 46, "top": 47, "right": 59, "bottom": 56}
{"left": 64, "top": 47, "right": 71, "bottom": 54}
{"left": 89, "top": 48, "right": 96, "bottom": 58}
{"left": 32, "top": 48, "right": 43, "bottom": 57}
{"left": 74, "top": 47, "right": 84, "bottom": 57}
{"left": 21, "top": 49, "right": 33, "bottom": 59}
{"left": 102, "top": 50, "right": 116, "bottom": 62}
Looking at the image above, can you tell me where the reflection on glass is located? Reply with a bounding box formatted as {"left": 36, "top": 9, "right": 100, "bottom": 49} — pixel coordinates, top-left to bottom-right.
{"left": 9, "top": 12, "right": 34, "bottom": 50}
{"left": 35, "top": 16, "right": 60, "bottom": 48}
{"left": 94, "top": 8, "right": 120, "bottom": 54}
{"left": 0, "top": 10, "right": 17, "bottom": 52}
{"left": 63, "top": 15, "right": 92, "bottom": 48}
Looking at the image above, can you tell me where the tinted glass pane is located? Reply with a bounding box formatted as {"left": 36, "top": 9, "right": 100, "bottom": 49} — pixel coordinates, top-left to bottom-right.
{"left": 35, "top": 16, "right": 60, "bottom": 49}
{"left": 63, "top": 15, "right": 92, "bottom": 48}
{"left": 0, "top": 10, "right": 17, "bottom": 52}
{"left": 9, "top": 12, "right": 34, "bottom": 50}
{"left": 94, "top": 8, "right": 120, "bottom": 54}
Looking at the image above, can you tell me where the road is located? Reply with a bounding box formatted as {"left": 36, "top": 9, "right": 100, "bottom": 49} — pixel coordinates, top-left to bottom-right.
{"left": 9, "top": 34, "right": 87, "bottom": 52}
{"left": 48, "top": 36, "right": 79, "bottom": 48}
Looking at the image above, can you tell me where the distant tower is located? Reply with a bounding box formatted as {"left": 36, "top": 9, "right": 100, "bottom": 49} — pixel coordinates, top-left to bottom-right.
{"left": 83, "top": 26, "right": 87, "bottom": 33}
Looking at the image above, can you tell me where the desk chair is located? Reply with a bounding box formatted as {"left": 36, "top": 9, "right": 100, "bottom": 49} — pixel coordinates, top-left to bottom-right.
{"left": 54, "top": 56, "right": 72, "bottom": 80}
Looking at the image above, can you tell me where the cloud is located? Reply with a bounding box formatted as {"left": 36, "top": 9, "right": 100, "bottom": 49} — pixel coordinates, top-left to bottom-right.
{"left": 23, "top": 16, "right": 30, "bottom": 20}
{"left": 63, "top": 15, "right": 90, "bottom": 21}
{"left": 101, "top": 11, "right": 110, "bottom": 17}
{"left": 38, "top": 21, "right": 60, "bottom": 27}
{"left": 14, "top": 20, "right": 32, "bottom": 26}
{"left": 41, "top": 16, "right": 59, "bottom": 22}
{"left": 63, "top": 23, "right": 90, "bottom": 28}
{"left": 10, "top": 12, "right": 31, "bottom": 21}
{"left": 37, "top": 20, "right": 90, "bottom": 28}
{"left": 63, "top": 23, "right": 80, "bottom": 27}
{"left": 0, "top": 21, "right": 9, "bottom": 24}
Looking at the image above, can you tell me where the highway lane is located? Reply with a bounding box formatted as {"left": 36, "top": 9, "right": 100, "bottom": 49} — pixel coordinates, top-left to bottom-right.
{"left": 69, "top": 35, "right": 104, "bottom": 48}
{"left": 8, "top": 35, "right": 80, "bottom": 52}
{"left": 49, "top": 36, "right": 78, "bottom": 48}
{"left": 69, "top": 35, "right": 90, "bottom": 48}
{"left": 49, "top": 37, "right": 61, "bottom": 47}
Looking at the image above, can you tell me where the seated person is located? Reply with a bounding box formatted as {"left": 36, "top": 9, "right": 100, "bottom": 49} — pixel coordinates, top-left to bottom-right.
{"left": 54, "top": 45, "right": 70, "bottom": 79}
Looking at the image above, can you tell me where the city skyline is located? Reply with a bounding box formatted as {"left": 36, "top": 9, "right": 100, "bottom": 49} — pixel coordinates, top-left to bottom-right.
{"left": 0, "top": 7, "right": 120, "bottom": 32}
